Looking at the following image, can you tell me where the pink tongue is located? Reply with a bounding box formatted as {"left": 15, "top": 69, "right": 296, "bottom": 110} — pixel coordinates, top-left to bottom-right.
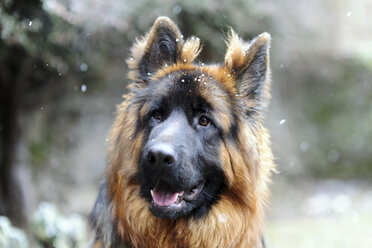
{"left": 153, "top": 191, "right": 179, "bottom": 207}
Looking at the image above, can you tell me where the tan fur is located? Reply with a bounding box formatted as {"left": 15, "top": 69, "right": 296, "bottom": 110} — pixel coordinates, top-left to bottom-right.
{"left": 180, "top": 36, "right": 202, "bottom": 63}
{"left": 101, "top": 17, "right": 275, "bottom": 248}
{"left": 224, "top": 29, "right": 271, "bottom": 72}
{"left": 224, "top": 29, "right": 272, "bottom": 111}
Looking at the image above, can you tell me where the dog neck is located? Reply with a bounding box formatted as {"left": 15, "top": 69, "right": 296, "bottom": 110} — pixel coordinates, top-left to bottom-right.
{"left": 112, "top": 185, "right": 264, "bottom": 248}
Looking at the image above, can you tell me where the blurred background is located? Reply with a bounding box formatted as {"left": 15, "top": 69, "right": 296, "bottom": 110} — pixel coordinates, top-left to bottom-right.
{"left": 0, "top": 0, "right": 371, "bottom": 247}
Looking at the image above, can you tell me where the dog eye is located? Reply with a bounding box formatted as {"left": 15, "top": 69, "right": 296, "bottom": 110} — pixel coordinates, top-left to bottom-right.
{"left": 198, "top": 116, "right": 210, "bottom": 126}
{"left": 152, "top": 111, "right": 162, "bottom": 120}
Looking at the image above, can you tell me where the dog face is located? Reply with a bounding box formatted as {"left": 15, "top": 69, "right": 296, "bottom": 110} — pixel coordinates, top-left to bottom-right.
{"left": 137, "top": 70, "right": 227, "bottom": 219}
{"left": 123, "top": 17, "right": 271, "bottom": 220}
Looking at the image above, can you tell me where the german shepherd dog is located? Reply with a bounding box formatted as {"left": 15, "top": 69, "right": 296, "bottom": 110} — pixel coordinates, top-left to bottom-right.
{"left": 90, "top": 16, "right": 275, "bottom": 248}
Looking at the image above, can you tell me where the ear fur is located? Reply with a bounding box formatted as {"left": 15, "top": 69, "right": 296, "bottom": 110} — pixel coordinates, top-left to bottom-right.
{"left": 224, "top": 30, "right": 271, "bottom": 113}
{"left": 126, "top": 17, "right": 182, "bottom": 81}
{"left": 126, "top": 17, "right": 202, "bottom": 82}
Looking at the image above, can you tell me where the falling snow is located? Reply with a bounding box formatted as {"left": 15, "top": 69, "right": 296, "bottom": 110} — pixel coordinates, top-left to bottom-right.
{"left": 300, "top": 141, "right": 309, "bottom": 151}
{"left": 80, "top": 63, "right": 88, "bottom": 72}
{"left": 328, "top": 149, "right": 340, "bottom": 162}
{"left": 173, "top": 5, "right": 182, "bottom": 15}
{"left": 218, "top": 214, "right": 228, "bottom": 223}
{"left": 81, "top": 84, "right": 87, "bottom": 92}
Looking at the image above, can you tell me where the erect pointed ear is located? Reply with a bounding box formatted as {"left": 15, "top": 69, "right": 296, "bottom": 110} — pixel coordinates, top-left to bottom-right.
{"left": 224, "top": 30, "right": 271, "bottom": 115}
{"left": 127, "top": 17, "right": 183, "bottom": 81}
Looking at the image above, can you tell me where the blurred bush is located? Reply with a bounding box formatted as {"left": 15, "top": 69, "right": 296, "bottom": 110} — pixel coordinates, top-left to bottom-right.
{"left": 0, "top": 202, "right": 88, "bottom": 248}
{"left": 31, "top": 202, "right": 88, "bottom": 248}
{"left": 0, "top": 216, "right": 28, "bottom": 248}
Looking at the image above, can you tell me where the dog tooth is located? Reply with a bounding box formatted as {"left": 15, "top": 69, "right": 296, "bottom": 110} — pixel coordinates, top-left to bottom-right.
{"left": 150, "top": 190, "right": 154, "bottom": 198}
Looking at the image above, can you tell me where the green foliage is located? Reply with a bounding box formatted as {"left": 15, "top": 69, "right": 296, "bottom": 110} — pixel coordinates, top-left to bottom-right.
{"left": 291, "top": 57, "right": 372, "bottom": 179}
{"left": 29, "top": 133, "right": 52, "bottom": 166}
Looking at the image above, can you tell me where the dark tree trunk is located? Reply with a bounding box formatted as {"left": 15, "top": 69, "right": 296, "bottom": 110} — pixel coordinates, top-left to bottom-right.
{"left": 0, "top": 45, "right": 30, "bottom": 227}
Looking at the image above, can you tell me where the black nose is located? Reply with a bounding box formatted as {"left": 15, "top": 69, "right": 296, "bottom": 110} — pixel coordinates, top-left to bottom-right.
{"left": 147, "top": 143, "right": 176, "bottom": 167}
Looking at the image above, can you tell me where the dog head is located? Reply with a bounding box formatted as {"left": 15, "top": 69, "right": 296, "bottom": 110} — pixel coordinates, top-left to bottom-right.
{"left": 110, "top": 16, "right": 271, "bottom": 220}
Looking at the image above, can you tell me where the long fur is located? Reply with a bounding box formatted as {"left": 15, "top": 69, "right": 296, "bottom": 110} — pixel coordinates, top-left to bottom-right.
{"left": 91, "top": 16, "right": 275, "bottom": 248}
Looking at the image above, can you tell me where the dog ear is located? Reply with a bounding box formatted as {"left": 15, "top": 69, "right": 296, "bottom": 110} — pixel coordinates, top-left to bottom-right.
{"left": 127, "top": 17, "right": 183, "bottom": 81}
{"left": 224, "top": 30, "right": 271, "bottom": 115}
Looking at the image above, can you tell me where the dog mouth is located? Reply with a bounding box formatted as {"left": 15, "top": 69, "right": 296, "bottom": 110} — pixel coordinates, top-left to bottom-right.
{"left": 150, "top": 180, "right": 204, "bottom": 208}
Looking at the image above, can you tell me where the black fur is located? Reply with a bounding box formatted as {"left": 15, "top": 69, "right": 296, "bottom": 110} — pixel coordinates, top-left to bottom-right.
{"left": 89, "top": 182, "right": 122, "bottom": 248}
{"left": 236, "top": 42, "right": 269, "bottom": 118}
{"left": 237, "top": 43, "right": 268, "bottom": 100}
{"left": 139, "top": 26, "right": 179, "bottom": 80}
